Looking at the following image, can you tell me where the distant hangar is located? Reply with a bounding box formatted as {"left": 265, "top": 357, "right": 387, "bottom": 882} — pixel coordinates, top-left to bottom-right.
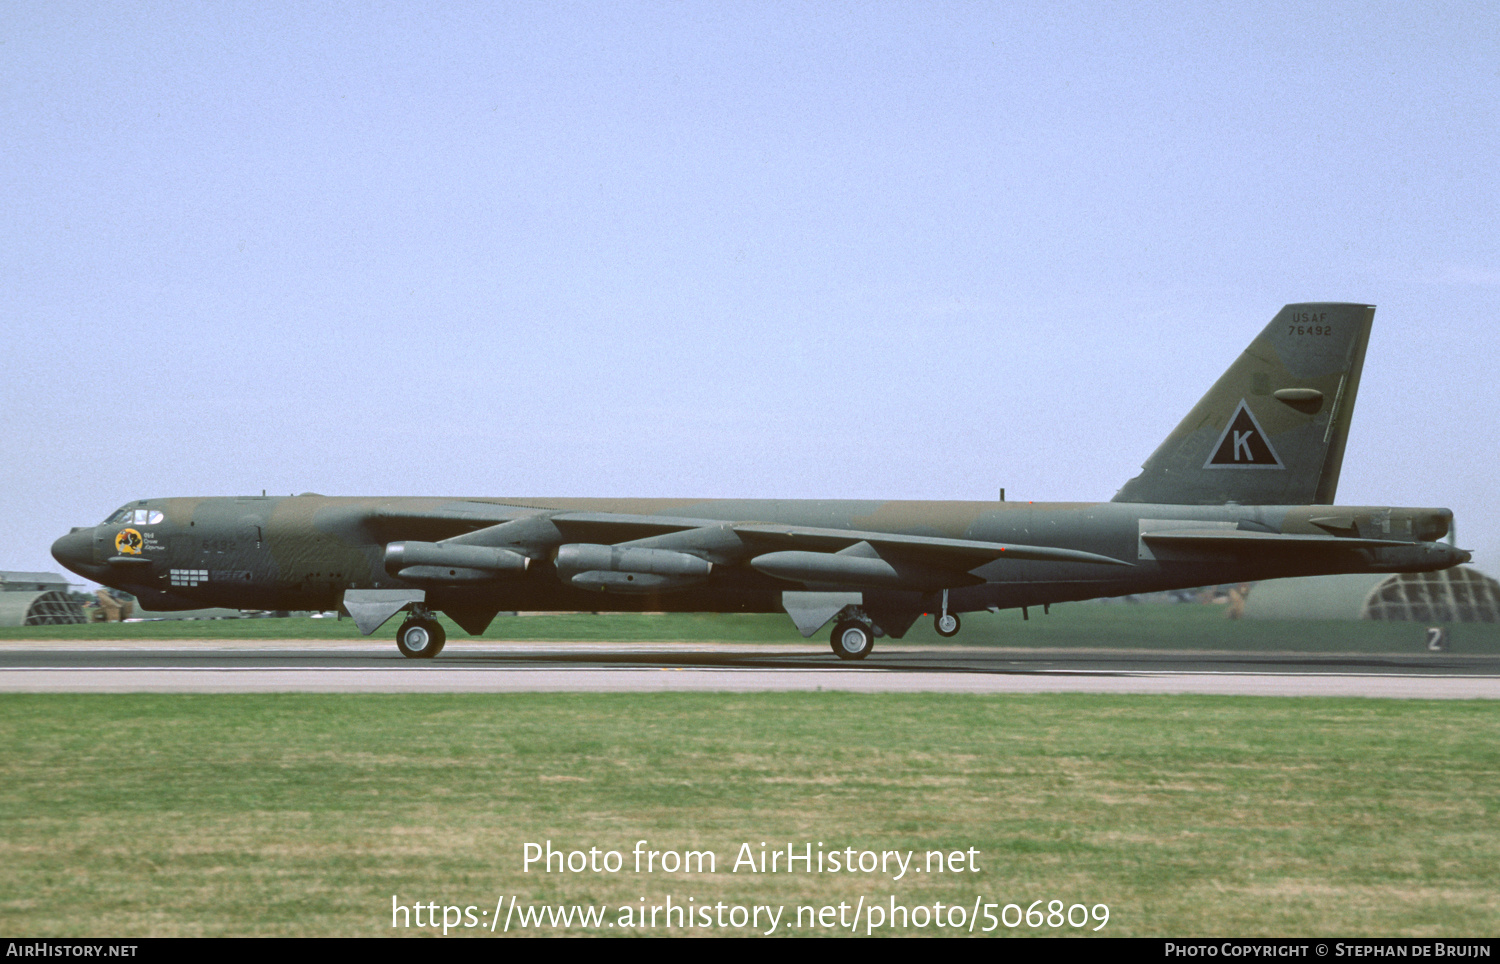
{"left": 0, "top": 571, "right": 86, "bottom": 626}
{"left": 1243, "top": 565, "right": 1499, "bottom": 623}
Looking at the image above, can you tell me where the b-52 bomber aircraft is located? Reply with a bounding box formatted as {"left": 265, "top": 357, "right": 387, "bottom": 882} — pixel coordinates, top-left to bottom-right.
{"left": 53, "top": 303, "right": 1469, "bottom": 659}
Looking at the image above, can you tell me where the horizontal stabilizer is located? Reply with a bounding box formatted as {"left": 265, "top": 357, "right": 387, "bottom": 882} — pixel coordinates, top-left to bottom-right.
{"left": 1142, "top": 529, "right": 1416, "bottom": 550}
{"left": 1139, "top": 529, "right": 1470, "bottom": 571}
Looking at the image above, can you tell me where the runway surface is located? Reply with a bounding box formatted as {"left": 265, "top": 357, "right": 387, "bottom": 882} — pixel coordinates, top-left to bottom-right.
{"left": 3, "top": 640, "right": 1499, "bottom": 697}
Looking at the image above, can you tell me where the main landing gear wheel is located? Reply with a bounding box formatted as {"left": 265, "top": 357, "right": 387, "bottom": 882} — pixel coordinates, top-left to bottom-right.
{"left": 934, "top": 612, "right": 961, "bottom": 637}
{"left": 396, "top": 616, "right": 446, "bottom": 659}
{"left": 830, "top": 620, "right": 874, "bottom": 661}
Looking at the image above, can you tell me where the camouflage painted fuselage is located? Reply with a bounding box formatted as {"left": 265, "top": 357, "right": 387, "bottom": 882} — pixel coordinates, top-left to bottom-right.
{"left": 51, "top": 494, "right": 1465, "bottom": 629}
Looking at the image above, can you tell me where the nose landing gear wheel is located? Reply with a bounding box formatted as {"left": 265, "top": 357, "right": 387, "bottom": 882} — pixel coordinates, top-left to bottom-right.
{"left": 396, "top": 616, "right": 446, "bottom": 658}
{"left": 830, "top": 620, "right": 874, "bottom": 660}
{"left": 935, "top": 612, "right": 961, "bottom": 637}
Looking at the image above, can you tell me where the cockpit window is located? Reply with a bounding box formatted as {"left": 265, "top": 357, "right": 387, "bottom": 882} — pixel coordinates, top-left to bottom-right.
{"left": 104, "top": 508, "right": 163, "bottom": 525}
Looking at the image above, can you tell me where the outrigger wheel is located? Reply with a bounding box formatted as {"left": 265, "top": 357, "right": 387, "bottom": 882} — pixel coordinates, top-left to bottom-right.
{"left": 830, "top": 619, "right": 874, "bottom": 661}
{"left": 396, "top": 615, "right": 446, "bottom": 659}
{"left": 934, "top": 588, "right": 961, "bottom": 638}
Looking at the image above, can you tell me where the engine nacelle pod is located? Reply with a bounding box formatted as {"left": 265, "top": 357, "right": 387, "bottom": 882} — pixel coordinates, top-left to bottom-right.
{"left": 750, "top": 550, "right": 969, "bottom": 591}
{"left": 569, "top": 571, "right": 710, "bottom": 593}
{"left": 384, "top": 542, "right": 530, "bottom": 580}
{"left": 554, "top": 544, "right": 712, "bottom": 593}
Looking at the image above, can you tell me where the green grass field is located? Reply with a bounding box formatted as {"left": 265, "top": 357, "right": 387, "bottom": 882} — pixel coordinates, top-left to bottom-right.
{"left": 5, "top": 604, "right": 1498, "bottom": 653}
{"left": 2, "top": 692, "right": 1497, "bottom": 936}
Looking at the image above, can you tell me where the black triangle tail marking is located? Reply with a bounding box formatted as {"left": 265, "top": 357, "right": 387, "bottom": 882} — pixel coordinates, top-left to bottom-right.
{"left": 1204, "top": 400, "right": 1284, "bottom": 470}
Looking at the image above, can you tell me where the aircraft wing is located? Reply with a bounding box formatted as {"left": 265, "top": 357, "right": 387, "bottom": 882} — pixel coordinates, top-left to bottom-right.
{"left": 366, "top": 504, "right": 723, "bottom": 545}
{"left": 731, "top": 523, "right": 1131, "bottom": 568}
{"left": 367, "top": 503, "right": 1135, "bottom": 596}
{"left": 550, "top": 512, "right": 727, "bottom": 544}
{"left": 369, "top": 502, "right": 532, "bottom": 525}
{"left": 364, "top": 502, "right": 541, "bottom": 541}
{"left": 365, "top": 505, "right": 1130, "bottom": 569}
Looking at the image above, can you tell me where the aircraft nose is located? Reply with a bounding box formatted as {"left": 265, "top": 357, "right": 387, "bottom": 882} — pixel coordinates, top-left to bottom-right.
{"left": 51, "top": 527, "right": 98, "bottom": 577}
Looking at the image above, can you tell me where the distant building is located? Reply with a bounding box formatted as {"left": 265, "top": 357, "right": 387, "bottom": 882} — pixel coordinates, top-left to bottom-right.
{"left": 0, "top": 572, "right": 71, "bottom": 592}
{"left": 1243, "top": 566, "right": 1500, "bottom": 623}
{"left": 0, "top": 571, "right": 86, "bottom": 626}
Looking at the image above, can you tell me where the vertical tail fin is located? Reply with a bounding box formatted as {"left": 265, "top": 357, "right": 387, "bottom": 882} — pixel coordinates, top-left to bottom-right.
{"left": 1112, "top": 303, "right": 1374, "bottom": 506}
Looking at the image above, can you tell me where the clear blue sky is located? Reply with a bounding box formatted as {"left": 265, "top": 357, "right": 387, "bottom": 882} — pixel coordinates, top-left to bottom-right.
{"left": 3, "top": 2, "right": 1496, "bottom": 579}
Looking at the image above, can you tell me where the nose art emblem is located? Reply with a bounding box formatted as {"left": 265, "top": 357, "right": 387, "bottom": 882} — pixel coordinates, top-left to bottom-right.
{"left": 114, "top": 528, "right": 143, "bottom": 555}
